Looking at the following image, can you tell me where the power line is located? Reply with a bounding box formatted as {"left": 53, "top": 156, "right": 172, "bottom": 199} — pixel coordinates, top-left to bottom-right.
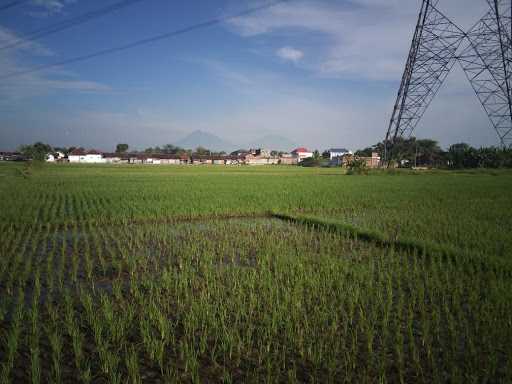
{"left": 0, "top": 0, "right": 30, "bottom": 12}
{"left": 0, "top": 0, "right": 148, "bottom": 51}
{"left": 1, "top": 0, "right": 288, "bottom": 80}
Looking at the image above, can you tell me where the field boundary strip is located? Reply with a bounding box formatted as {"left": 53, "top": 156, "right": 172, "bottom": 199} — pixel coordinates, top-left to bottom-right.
{"left": 270, "top": 212, "right": 512, "bottom": 278}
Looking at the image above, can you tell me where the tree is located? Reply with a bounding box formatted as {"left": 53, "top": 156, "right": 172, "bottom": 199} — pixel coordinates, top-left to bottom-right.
{"left": 195, "top": 146, "right": 211, "bottom": 156}
{"left": 116, "top": 144, "right": 129, "bottom": 154}
{"left": 355, "top": 147, "right": 373, "bottom": 157}
{"left": 346, "top": 158, "right": 368, "bottom": 175}
{"left": 53, "top": 147, "right": 68, "bottom": 155}
{"left": 322, "top": 150, "right": 330, "bottom": 159}
{"left": 357, "top": 138, "right": 442, "bottom": 167}
{"left": 448, "top": 143, "right": 473, "bottom": 168}
{"left": 353, "top": 138, "right": 512, "bottom": 169}
{"left": 19, "top": 142, "right": 53, "bottom": 161}
{"left": 355, "top": 142, "right": 385, "bottom": 158}
{"left": 161, "top": 144, "right": 186, "bottom": 155}
{"left": 415, "top": 139, "right": 443, "bottom": 167}
{"left": 312, "top": 150, "right": 321, "bottom": 160}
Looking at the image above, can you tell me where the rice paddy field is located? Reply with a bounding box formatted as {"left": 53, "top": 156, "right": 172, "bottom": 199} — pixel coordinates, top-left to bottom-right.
{"left": 0, "top": 162, "right": 511, "bottom": 383}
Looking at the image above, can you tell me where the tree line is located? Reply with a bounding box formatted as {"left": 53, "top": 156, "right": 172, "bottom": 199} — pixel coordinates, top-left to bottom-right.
{"left": 17, "top": 143, "right": 228, "bottom": 160}
{"left": 356, "top": 137, "right": 512, "bottom": 169}
{"left": 16, "top": 139, "right": 512, "bottom": 169}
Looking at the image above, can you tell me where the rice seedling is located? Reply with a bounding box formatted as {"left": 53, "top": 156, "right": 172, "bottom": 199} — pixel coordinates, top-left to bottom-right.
{"left": 0, "top": 163, "right": 510, "bottom": 382}
{"left": 125, "top": 345, "right": 141, "bottom": 384}
{"left": 0, "top": 288, "right": 24, "bottom": 384}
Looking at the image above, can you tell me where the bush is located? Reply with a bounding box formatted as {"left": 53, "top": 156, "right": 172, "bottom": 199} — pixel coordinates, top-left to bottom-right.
{"left": 346, "top": 159, "right": 368, "bottom": 175}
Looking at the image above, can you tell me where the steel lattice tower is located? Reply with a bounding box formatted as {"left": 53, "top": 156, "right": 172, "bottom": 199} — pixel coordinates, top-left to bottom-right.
{"left": 384, "top": 0, "right": 512, "bottom": 163}
{"left": 458, "top": 0, "right": 512, "bottom": 148}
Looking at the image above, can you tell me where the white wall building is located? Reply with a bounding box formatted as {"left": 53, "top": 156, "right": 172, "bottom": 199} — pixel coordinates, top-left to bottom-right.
{"left": 329, "top": 148, "right": 352, "bottom": 160}
{"left": 46, "top": 151, "right": 65, "bottom": 162}
{"left": 291, "top": 147, "right": 313, "bottom": 162}
{"left": 69, "top": 149, "right": 106, "bottom": 163}
{"left": 104, "top": 155, "right": 122, "bottom": 163}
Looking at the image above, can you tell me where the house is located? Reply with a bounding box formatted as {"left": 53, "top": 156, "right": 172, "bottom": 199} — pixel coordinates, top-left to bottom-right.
{"left": 331, "top": 152, "right": 381, "bottom": 168}
{"left": 291, "top": 147, "right": 313, "bottom": 162}
{"left": 191, "top": 155, "right": 213, "bottom": 165}
{"left": 245, "top": 155, "right": 279, "bottom": 165}
{"left": 103, "top": 153, "right": 122, "bottom": 163}
{"left": 359, "top": 152, "right": 381, "bottom": 168}
{"left": 279, "top": 153, "right": 299, "bottom": 165}
{"left": 68, "top": 148, "right": 87, "bottom": 163}
{"left": 231, "top": 149, "right": 250, "bottom": 157}
{"left": 212, "top": 157, "right": 226, "bottom": 165}
{"left": 146, "top": 157, "right": 161, "bottom": 165}
{"left": 329, "top": 148, "right": 352, "bottom": 160}
{"left": 179, "top": 155, "right": 190, "bottom": 165}
{"left": 84, "top": 149, "right": 105, "bottom": 163}
{"left": 252, "top": 148, "right": 271, "bottom": 157}
{"left": 330, "top": 153, "right": 354, "bottom": 167}
{"left": 127, "top": 154, "right": 145, "bottom": 164}
{"left": 0, "top": 152, "right": 24, "bottom": 161}
{"left": 225, "top": 156, "right": 241, "bottom": 165}
{"left": 46, "top": 151, "right": 66, "bottom": 162}
{"left": 69, "top": 148, "right": 106, "bottom": 163}
{"left": 243, "top": 149, "right": 280, "bottom": 165}
{"left": 157, "top": 154, "right": 188, "bottom": 165}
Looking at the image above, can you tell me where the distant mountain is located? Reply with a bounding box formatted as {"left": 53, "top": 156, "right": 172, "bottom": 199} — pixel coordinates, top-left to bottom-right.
{"left": 175, "top": 130, "right": 234, "bottom": 152}
{"left": 174, "top": 131, "right": 297, "bottom": 153}
{"left": 245, "top": 134, "right": 297, "bottom": 152}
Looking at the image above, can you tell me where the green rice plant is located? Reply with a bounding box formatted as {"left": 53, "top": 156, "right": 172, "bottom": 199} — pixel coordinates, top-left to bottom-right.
{"left": 98, "top": 344, "right": 121, "bottom": 384}
{"left": 57, "top": 229, "right": 68, "bottom": 291}
{"left": 139, "top": 314, "right": 168, "bottom": 372}
{"left": 83, "top": 235, "right": 93, "bottom": 285}
{"left": 0, "top": 227, "right": 23, "bottom": 285}
{"left": 0, "top": 165, "right": 511, "bottom": 382}
{"left": 29, "top": 268, "right": 41, "bottom": 384}
{"left": 30, "top": 344, "right": 41, "bottom": 384}
{"left": 48, "top": 326, "right": 63, "bottom": 383}
{"left": 125, "top": 345, "right": 141, "bottom": 384}
{"left": 70, "top": 251, "right": 79, "bottom": 285}
{"left": 29, "top": 309, "right": 41, "bottom": 382}
{"left": 0, "top": 303, "right": 22, "bottom": 384}
{"left": 112, "top": 277, "right": 123, "bottom": 301}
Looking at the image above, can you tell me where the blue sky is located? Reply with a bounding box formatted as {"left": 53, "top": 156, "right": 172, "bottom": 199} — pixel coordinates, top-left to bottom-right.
{"left": 0, "top": 0, "right": 499, "bottom": 151}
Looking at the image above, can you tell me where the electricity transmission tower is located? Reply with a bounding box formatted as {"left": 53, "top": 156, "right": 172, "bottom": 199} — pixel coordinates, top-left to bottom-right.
{"left": 458, "top": 0, "right": 512, "bottom": 148}
{"left": 384, "top": 0, "right": 512, "bottom": 163}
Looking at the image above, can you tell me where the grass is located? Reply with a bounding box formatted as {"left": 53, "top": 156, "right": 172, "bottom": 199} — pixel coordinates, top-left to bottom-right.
{"left": 0, "top": 162, "right": 511, "bottom": 382}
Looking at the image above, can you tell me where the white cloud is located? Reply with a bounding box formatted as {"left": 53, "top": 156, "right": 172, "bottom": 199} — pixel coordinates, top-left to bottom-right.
{"left": 0, "top": 27, "right": 53, "bottom": 56}
{"left": 228, "top": 0, "right": 489, "bottom": 80}
{"left": 195, "top": 59, "right": 255, "bottom": 86}
{"left": 30, "top": 0, "right": 77, "bottom": 16}
{"left": 276, "top": 46, "right": 304, "bottom": 62}
{"left": 0, "top": 25, "right": 110, "bottom": 103}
